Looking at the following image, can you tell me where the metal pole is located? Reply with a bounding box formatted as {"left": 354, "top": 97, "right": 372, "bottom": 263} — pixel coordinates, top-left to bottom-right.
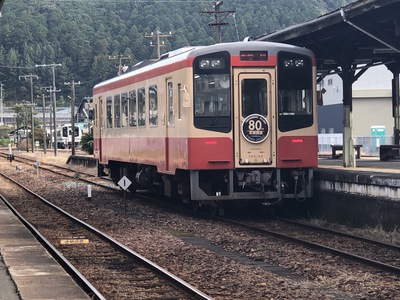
{"left": 71, "top": 80, "right": 76, "bottom": 155}
{"left": 52, "top": 66, "right": 57, "bottom": 156}
{"left": 24, "top": 108, "right": 28, "bottom": 152}
{"left": 0, "top": 84, "right": 4, "bottom": 125}
{"left": 42, "top": 94, "right": 47, "bottom": 154}
{"left": 30, "top": 76, "right": 35, "bottom": 153}
{"left": 35, "top": 63, "right": 62, "bottom": 156}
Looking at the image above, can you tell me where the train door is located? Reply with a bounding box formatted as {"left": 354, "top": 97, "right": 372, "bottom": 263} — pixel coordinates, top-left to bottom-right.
{"left": 98, "top": 97, "right": 103, "bottom": 162}
{"left": 233, "top": 69, "right": 276, "bottom": 168}
{"left": 165, "top": 78, "right": 174, "bottom": 173}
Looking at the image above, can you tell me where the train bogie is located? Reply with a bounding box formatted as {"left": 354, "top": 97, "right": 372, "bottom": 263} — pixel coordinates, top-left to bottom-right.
{"left": 93, "top": 41, "right": 318, "bottom": 213}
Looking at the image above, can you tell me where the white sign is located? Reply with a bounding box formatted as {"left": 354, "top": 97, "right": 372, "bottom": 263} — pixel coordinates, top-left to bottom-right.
{"left": 118, "top": 176, "right": 132, "bottom": 191}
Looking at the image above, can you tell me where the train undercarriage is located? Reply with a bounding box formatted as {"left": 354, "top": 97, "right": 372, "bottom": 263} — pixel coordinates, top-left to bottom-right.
{"left": 101, "top": 161, "right": 313, "bottom": 215}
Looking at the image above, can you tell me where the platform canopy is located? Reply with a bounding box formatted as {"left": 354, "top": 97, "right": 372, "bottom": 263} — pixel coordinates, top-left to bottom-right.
{"left": 257, "top": 0, "right": 400, "bottom": 167}
{"left": 257, "top": 0, "right": 400, "bottom": 75}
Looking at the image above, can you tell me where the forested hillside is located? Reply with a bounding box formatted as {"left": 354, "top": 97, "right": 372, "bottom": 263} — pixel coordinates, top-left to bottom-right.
{"left": 0, "top": 0, "right": 353, "bottom": 105}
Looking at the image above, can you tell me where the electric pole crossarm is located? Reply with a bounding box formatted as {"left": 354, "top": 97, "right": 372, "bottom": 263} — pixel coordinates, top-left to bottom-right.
{"left": 145, "top": 29, "right": 173, "bottom": 59}
{"left": 108, "top": 55, "right": 131, "bottom": 76}
{"left": 200, "top": 1, "right": 236, "bottom": 43}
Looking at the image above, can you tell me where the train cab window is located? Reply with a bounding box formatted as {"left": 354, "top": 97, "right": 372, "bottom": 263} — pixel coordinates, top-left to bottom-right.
{"left": 129, "top": 90, "right": 137, "bottom": 127}
{"left": 278, "top": 51, "right": 313, "bottom": 132}
{"left": 138, "top": 88, "right": 146, "bottom": 127}
{"left": 106, "top": 96, "right": 112, "bottom": 128}
{"left": 149, "top": 85, "right": 158, "bottom": 127}
{"left": 121, "top": 93, "right": 128, "bottom": 127}
{"left": 167, "top": 82, "right": 174, "bottom": 126}
{"left": 193, "top": 51, "right": 231, "bottom": 133}
{"left": 62, "top": 126, "right": 68, "bottom": 137}
{"left": 241, "top": 79, "right": 267, "bottom": 117}
{"left": 114, "top": 95, "right": 121, "bottom": 128}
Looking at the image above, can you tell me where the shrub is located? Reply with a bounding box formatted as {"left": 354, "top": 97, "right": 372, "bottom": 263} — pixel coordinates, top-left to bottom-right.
{"left": 81, "top": 132, "right": 93, "bottom": 154}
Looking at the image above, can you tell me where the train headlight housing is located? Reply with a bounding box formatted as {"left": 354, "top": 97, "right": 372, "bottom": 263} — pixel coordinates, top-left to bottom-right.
{"left": 199, "top": 59, "right": 225, "bottom": 69}
{"left": 284, "top": 59, "right": 304, "bottom": 68}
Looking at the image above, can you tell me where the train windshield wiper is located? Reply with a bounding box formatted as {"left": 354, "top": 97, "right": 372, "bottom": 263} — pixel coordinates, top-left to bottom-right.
{"left": 210, "top": 103, "right": 226, "bottom": 126}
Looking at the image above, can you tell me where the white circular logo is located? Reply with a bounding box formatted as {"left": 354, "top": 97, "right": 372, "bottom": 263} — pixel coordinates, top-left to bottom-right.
{"left": 241, "top": 114, "right": 269, "bottom": 143}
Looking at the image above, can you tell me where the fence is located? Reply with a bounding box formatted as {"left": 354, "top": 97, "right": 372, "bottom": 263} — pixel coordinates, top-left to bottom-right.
{"left": 318, "top": 134, "right": 394, "bottom": 156}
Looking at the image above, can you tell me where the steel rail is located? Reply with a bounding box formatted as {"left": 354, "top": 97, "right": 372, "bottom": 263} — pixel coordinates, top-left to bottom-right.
{"left": 219, "top": 217, "right": 400, "bottom": 275}
{"left": 0, "top": 172, "right": 213, "bottom": 300}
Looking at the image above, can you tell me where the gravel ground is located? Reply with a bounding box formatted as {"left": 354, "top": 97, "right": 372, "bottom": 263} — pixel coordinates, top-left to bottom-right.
{"left": 1, "top": 150, "right": 400, "bottom": 299}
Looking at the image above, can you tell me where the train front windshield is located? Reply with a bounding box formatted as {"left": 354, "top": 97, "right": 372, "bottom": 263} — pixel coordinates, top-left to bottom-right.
{"left": 277, "top": 51, "right": 313, "bottom": 132}
{"left": 193, "top": 52, "right": 231, "bottom": 133}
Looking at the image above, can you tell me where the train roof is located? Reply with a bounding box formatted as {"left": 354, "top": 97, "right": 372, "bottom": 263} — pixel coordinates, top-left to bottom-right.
{"left": 93, "top": 41, "right": 313, "bottom": 91}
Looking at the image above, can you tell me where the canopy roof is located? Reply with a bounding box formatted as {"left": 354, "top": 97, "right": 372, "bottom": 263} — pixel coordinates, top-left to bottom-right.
{"left": 257, "top": 0, "right": 400, "bottom": 75}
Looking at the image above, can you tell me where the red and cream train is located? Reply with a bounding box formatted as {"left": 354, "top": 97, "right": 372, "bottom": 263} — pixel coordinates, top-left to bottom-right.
{"left": 92, "top": 41, "right": 318, "bottom": 213}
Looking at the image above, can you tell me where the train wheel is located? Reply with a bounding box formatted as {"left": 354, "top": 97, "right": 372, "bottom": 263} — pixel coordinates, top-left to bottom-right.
{"left": 209, "top": 205, "right": 218, "bottom": 216}
{"left": 209, "top": 202, "right": 224, "bottom": 216}
{"left": 191, "top": 200, "right": 200, "bottom": 212}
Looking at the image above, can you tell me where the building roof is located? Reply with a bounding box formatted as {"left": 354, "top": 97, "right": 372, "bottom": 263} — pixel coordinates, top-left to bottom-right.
{"left": 257, "top": 0, "right": 400, "bottom": 76}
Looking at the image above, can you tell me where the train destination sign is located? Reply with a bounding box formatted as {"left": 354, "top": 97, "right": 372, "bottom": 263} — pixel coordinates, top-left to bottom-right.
{"left": 241, "top": 114, "right": 269, "bottom": 143}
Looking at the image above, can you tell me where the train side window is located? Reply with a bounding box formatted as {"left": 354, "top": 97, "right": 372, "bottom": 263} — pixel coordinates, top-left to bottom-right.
{"left": 177, "top": 83, "right": 182, "bottom": 120}
{"left": 138, "top": 88, "right": 146, "bottom": 127}
{"left": 121, "top": 93, "right": 128, "bottom": 127}
{"left": 167, "top": 82, "right": 174, "bottom": 126}
{"left": 114, "top": 94, "right": 121, "bottom": 128}
{"left": 106, "top": 96, "right": 112, "bottom": 128}
{"left": 149, "top": 85, "right": 158, "bottom": 127}
{"left": 129, "top": 90, "right": 137, "bottom": 127}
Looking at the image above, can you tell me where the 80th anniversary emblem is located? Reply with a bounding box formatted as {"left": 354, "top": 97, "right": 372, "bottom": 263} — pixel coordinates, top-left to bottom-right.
{"left": 241, "top": 114, "right": 269, "bottom": 143}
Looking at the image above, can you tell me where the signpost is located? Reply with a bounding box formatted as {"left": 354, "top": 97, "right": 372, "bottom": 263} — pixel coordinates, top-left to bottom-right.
{"left": 118, "top": 176, "right": 132, "bottom": 214}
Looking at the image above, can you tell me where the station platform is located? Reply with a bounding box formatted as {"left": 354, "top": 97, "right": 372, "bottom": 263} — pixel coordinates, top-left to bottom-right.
{"left": 0, "top": 200, "right": 89, "bottom": 300}
{"left": 318, "top": 155, "right": 400, "bottom": 173}
{"left": 314, "top": 156, "right": 400, "bottom": 229}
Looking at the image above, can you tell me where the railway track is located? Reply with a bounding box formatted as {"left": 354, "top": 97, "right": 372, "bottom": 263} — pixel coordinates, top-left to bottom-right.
{"left": 220, "top": 217, "right": 400, "bottom": 275}
{"left": 0, "top": 172, "right": 212, "bottom": 300}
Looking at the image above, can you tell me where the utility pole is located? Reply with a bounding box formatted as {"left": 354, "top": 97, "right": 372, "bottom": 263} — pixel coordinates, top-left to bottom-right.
{"left": 38, "top": 93, "right": 50, "bottom": 154}
{"left": 200, "top": 1, "right": 235, "bottom": 43}
{"left": 19, "top": 74, "right": 38, "bottom": 153}
{"left": 35, "top": 63, "right": 62, "bottom": 156}
{"left": 0, "top": 84, "right": 4, "bottom": 125}
{"left": 64, "top": 80, "right": 80, "bottom": 156}
{"left": 145, "top": 29, "right": 172, "bottom": 59}
{"left": 108, "top": 55, "right": 131, "bottom": 76}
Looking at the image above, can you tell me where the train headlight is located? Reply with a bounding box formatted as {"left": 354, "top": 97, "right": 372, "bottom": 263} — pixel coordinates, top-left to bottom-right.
{"left": 199, "top": 59, "right": 225, "bottom": 69}
{"left": 284, "top": 59, "right": 304, "bottom": 68}
{"left": 200, "top": 60, "right": 210, "bottom": 68}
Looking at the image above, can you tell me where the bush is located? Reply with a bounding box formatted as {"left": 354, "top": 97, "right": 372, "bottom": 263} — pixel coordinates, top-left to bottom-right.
{"left": 0, "top": 138, "right": 10, "bottom": 147}
{"left": 81, "top": 132, "right": 93, "bottom": 154}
